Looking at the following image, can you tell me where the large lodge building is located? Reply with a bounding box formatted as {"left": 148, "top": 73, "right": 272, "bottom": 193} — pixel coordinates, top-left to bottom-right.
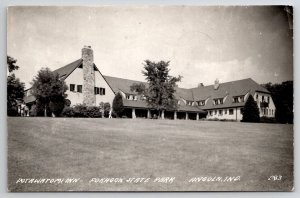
{"left": 24, "top": 46, "right": 276, "bottom": 121}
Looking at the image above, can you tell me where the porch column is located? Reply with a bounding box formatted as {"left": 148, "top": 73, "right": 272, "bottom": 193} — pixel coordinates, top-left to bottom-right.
{"left": 161, "top": 110, "right": 165, "bottom": 119}
{"left": 147, "top": 109, "right": 151, "bottom": 119}
{"left": 185, "top": 112, "right": 188, "bottom": 120}
{"left": 196, "top": 113, "right": 199, "bottom": 121}
{"left": 132, "top": 108, "right": 136, "bottom": 119}
{"left": 174, "top": 111, "right": 177, "bottom": 120}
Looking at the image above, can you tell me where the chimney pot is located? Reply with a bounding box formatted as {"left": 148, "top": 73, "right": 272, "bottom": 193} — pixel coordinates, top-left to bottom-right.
{"left": 214, "top": 79, "right": 220, "bottom": 90}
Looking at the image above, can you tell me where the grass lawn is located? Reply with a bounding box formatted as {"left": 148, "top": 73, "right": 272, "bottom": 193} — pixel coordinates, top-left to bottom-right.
{"left": 7, "top": 117, "right": 293, "bottom": 191}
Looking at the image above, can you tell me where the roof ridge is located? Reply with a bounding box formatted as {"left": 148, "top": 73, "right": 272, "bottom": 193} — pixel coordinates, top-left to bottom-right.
{"left": 53, "top": 58, "right": 82, "bottom": 73}
{"left": 104, "top": 75, "right": 146, "bottom": 83}
{"left": 190, "top": 78, "right": 253, "bottom": 90}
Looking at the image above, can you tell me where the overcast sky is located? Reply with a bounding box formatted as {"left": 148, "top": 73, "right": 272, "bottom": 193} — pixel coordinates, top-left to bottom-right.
{"left": 7, "top": 6, "right": 293, "bottom": 89}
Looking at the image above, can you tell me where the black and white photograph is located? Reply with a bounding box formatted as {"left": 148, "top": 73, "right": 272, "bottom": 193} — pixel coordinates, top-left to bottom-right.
{"left": 7, "top": 5, "right": 293, "bottom": 191}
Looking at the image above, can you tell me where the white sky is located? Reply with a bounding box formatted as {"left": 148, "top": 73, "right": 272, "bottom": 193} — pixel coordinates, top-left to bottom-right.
{"left": 7, "top": 6, "right": 293, "bottom": 89}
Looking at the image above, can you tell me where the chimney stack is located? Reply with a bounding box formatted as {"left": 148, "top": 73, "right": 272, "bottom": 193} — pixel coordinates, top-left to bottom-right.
{"left": 82, "top": 46, "right": 96, "bottom": 106}
{"left": 214, "top": 79, "right": 220, "bottom": 90}
{"left": 198, "top": 83, "right": 204, "bottom": 88}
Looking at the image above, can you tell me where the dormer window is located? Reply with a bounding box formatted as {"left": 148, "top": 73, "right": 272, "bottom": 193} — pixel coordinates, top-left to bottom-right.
{"left": 186, "top": 101, "right": 193, "bottom": 106}
{"left": 213, "top": 98, "right": 223, "bottom": 105}
{"left": 233, "top": 95, "right": 244, "bottom": 103}
{"left": 126, "top": 94, "right": 135, "bottom": 100}
{"left": 233, "top": 97, "right": 239, "bottom": 103}
{"left": 197, "top": 100, "right": 205, "bottom": 106}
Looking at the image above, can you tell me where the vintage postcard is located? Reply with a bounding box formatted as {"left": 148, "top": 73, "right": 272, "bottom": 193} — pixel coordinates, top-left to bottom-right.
{"left": 7, "top": 6, "right": 293, "bottom": 191}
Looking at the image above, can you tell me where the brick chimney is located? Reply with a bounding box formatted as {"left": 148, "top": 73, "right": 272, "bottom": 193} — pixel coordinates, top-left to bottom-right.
{"left": 82, "top": 46, "right": 96, "bottom": 106}
{"left": 214, "top": 79, "right": 220, "bottom": 90}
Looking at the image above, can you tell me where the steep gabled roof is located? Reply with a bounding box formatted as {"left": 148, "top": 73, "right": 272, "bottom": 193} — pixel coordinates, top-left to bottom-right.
{"left": 53, "top": 59, "right": 83, "bottom": 80}
{"left": 191, "top": 78, "right": 269, "bottom": 101}
{"left": 103, "top": 75, "right": 195, "bottom": 101}
{"left": 103, "top": 75, "right": 148, "bottom": 95}
{"left": 174, "top": 87, "right": 194, "bottom": 101}
{"left": 191, "top": 78, "right": 270, "bottom": 110}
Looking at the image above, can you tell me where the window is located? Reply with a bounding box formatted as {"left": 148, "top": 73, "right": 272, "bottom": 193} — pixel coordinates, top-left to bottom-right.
{"left": 213, "top": 98, "right": 223, "bottom": 105}
{"left": 233, "top": 97, "right": 239, "bottom": 103}
{"left": 70, "top": 84, "right": 75, "bottom": 92}
{"left": 133, "top": 95, "right": 138, "bottom": 101}
{"left": 233, "top": 96, "right": 244, "bottom": 103}
{"left": 186, "top": 101, "right": 193, "bottom": 106}
{"left": 100, "top": 88, "right": 105, "bottom": 95}
{"left": 126, "top": 95, "right": 130, "bottom": 100}
{"left": 240, "top": 96, "right": 244, "bottom": 102}
{"left": 219, "top": 110, "right": 223, "bottom": 115}
{"left": 209, "top": 111, "right": 213, "bottom": 116}
{"left": 224, "top": 109, "right": 227, "bottom": 114}
{"left": 220, "top": 99, "right": 224, "bottom": 104}
{"left": 94, "top": 87, "right": 100, "bottom": 95}
{"left": 229, "top": 109, "right": 234, "bottom": 115}
{"left": 256, "top": 94, "right": 258, "bottom": 100}
{"left": 198, "top": 100, "right": 205, "bottom": 106}
{"left": 77, "top": 85, "right": 82, "bottom": 93}
{"left": 262, "top": 96, "right": 265, "bottom": 101}
{"left": 214, "top": 110, "right": 217, "bottom": 115}
{"left": 127, "top": 95, "right": 134, "bottom": 100}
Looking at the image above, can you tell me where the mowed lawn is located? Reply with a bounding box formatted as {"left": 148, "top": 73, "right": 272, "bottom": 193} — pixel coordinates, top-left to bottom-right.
{"left": 7, "top": 117, "right": 293, "bottom": 191}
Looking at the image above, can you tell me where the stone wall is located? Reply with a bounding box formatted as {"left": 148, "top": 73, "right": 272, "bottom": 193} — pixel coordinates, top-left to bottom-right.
{"left": 82, "top": 46, "right": 96, "bottom": 106}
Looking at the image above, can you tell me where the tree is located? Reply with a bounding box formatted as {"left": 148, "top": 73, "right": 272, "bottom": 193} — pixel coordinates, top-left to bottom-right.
{"left": 7, "top": 56, "right": 25, "bottom": 116}
{"left": 31, "top": 67, "right": 68, "bottom": 117}
{"left": 7, "top": 56, "right": 19, "bottom": 73}
{"left": 242, "top": 94, "right": 260, "bottom": 122}
{"left": 7, "top": 74, "right": 25, "bottom": 116}
{"left": 112, "top": 93, "right": 124, "bottom": 117}
{"left": 262, "top": 81, "right": 293, "bottom": 124}
{"left": 130, "top": 60, "right": 181, "bottom": 117}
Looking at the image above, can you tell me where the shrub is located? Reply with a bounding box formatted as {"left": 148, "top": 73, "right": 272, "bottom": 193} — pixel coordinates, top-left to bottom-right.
{"left": 86, "top": 106, "right": 102, "bottom": 118}
{"left": 242, "top": 94, "right": 260, "bottom": 123}
{"left": 112, "top": 93, "right": 124, "bottom": 117}
{"left": 73, "top": 104, "right": 88, "bottom": 117}
{"left": 62, "top": 104, "right": 102, "bottom": 118}
{"left": 61, "top": 107, "right": 75, "bottom": 117}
